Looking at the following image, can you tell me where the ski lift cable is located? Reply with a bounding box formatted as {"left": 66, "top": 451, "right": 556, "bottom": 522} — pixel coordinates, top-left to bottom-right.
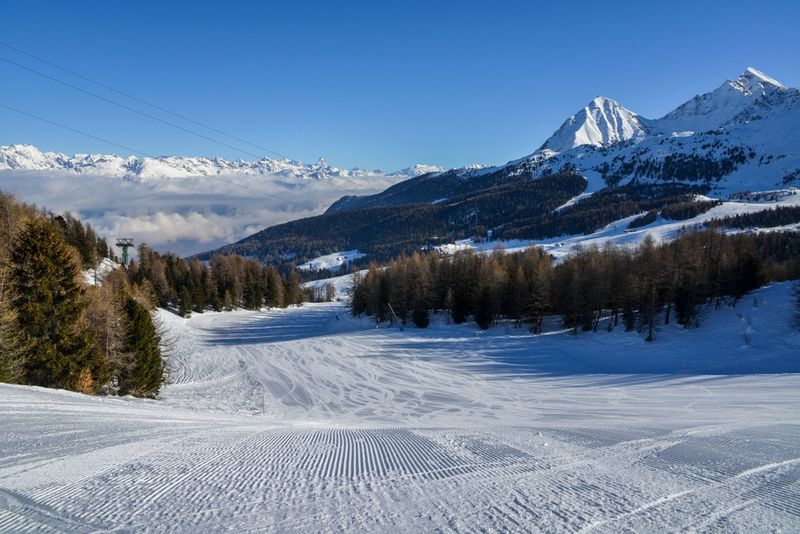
{"left": 0, "top": 44, "right": 387, "bottom": 193}
{"left": 0, "top": 102, "right": 319, "bottom": 210}
{"left": 0, "top": 40, "right": 290, "bottom": 159}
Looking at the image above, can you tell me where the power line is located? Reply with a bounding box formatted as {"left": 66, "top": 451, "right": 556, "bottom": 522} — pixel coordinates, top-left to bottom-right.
{"left": 0, "top": 54, "right": 272, "bottom": 161}
{"left": 0, "top": 42, "right": 389, "bottom": 193}
{"left": 0, "top": 103, "right": 148, "bottom": 157}
{"left": 0, "top": 40, "right": 291, "bottom": 160}
{"left": 0, "top": 102, "right": 320, "bottom": 210}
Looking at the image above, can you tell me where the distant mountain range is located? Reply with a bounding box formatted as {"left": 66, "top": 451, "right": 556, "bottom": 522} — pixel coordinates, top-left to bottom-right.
{"left": 0, "top": 143, "right": 444, "bottom": 182}
{"left": 204, "top": 68, "right": 800, "bottom": 266}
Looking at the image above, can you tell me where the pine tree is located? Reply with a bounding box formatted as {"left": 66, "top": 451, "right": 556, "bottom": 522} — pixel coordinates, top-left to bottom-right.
{"left": 118, "top": 296, "right": 164, "bottom": 398}
{"left": 525, "top": 262, "right": 550, "bottom": 334}
{"left": 794, "top": 282, "right": 800, "bottom": 331}
{"left": 9, "top": 218, "right": 100, "bottom": 390}
{"left": 444, "top": 287, "right": 454, "bottom": 324}
{"left": 264, "top": 266, "right": 285, "bottom": 308}
{"left": 284, "top": 269, "right": 302, "bottom": 306}
{"left": 178, "top": 286, "right": 193, "bottom": 317}
{"left": 0, "top": 267, "right": 21, "bottom": 382}
{"left": 473, "top": 284, "right": 493, "bottom": 330}
{"left": 411, "top": 304, "right": 429, "bottom": 328}
{"left": 324, "top": 282, "right": 336, "bottom": 302}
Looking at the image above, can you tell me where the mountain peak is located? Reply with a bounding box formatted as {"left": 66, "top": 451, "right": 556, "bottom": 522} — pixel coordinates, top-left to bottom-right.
{"left": 741, "top": 67, "right": 785, "bottom": 90}
{"left": 589, "top": 95, "right": 618, "bottom": 107}
{"left": 539, "top": 96, "right": 648, "bottom": 153}
{"left": 656, "top": 67, "right": 792, "bottom": 133}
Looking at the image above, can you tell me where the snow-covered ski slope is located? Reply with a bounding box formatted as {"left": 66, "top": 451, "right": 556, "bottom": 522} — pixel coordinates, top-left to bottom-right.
{"left": 2, "top": 282, "right": 800, "bottom": 532}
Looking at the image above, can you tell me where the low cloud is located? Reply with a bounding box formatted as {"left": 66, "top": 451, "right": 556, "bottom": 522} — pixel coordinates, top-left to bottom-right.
{"left": 0, "top": 170, "right": 394, "bottom": 257}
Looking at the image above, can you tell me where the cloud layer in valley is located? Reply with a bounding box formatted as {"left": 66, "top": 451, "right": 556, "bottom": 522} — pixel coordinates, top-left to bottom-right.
{"left": 0, "top": 170, "right": 397, "bottom": 257}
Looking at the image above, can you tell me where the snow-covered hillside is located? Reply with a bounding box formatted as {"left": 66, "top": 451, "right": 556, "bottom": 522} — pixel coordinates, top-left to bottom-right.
{"left": 1, "top": 282, "right": 798, "bottom": 532}
{"left": 439, "top": 188, "right": 800, "bottom": 260}
{"left": 81, "top": 257, "right": 119, "bottom": 286}
{"left": 297, "top": 249, "right": 365, "bottom": 273}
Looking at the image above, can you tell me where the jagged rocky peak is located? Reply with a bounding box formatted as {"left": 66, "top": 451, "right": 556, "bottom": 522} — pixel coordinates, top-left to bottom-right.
{"left": 540, "top": 96, "right": 649, "bottom": 154}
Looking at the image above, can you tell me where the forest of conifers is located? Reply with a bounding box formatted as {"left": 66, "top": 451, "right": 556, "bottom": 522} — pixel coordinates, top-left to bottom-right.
{"left": 350, "top": 230, "right": 800, "bottom": 337}
{"left": 0, "top": 192, "right": 316, "bottom": 397}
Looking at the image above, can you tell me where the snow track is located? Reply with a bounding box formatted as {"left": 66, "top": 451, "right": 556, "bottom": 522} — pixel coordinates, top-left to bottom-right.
{"left": 1, "top": 283, "right": 800, "bottom": 532}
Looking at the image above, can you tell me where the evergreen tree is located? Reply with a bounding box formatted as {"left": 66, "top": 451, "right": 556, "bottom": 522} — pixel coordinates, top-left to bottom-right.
{"left": 324, "top": 282, "right": 336, "bottom": 302}
{"left": 178, "top": 286, "right": 193, "bottom": 317}
{"left": 284, "top": 269, "right": 302, "bottom": 306}
{"left": 0, "top": 267, "right": 21, "bottom": 382}
{"left": 118, "top": 296, "right": 164, "bottom": 398}
{"left": 9, "top": 218, "right": 101, "bottom": 390}
{"left": 794, "top": 282, "right": 800, "bottom": 331}
{"left": 444, "top": 287, "right": 454, "bottom": 324}
{"left": 411, "top": 304, "right": 430, "bottom": 328}
{"left": 264, "top": 266, "right": 285, "bottom": 307}
{"left": 473, "top": 283, "right": 493, "bottom": 330}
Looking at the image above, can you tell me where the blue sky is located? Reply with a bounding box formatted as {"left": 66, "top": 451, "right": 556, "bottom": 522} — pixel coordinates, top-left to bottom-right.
{"left": 1, "top": 0, "right": 798, "bottom": 170}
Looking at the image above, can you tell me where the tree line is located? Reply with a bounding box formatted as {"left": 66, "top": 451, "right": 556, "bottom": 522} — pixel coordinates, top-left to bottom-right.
{"left": 706, "top": 205, "right": 800, "bottom": 230}
{"left": 351, "top": 229, "right": 800, "bottom": 338}
{"left": 0, "top": 193, "right": 163, "bottom": 396}
{"left": 127, "top": 245, "right": 317, "bottom": 317}
{"left": 0, "top": 191, "right": 322, "bottom": 398}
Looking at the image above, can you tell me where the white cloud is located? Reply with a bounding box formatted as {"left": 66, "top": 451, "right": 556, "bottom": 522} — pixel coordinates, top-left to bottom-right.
{"left": 0, "top": 170, "right": 395, "bottom": 257}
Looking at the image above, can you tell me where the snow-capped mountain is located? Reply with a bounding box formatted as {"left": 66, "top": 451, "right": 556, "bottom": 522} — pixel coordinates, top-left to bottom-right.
{"left": 0, "top": 144, "right": 437, "bottom": 182}
{"left": 391, "top": 163, "right": 446, "bottom": 177}
{"left": 327, "top": 67, "right": 799, "bottom": 219}
{"left": 657, "top": 67, "right": 788, "bottom": 133}
{"left": 512, "top": 67, "right": 800, "bottom": 193}
{"left": 540, "top": 96, "right": 651, "bottom": 154}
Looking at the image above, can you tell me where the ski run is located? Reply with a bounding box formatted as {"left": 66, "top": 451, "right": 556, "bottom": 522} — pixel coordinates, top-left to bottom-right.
{"left": 1, "top": 281, "right": 799, "bottom": 532}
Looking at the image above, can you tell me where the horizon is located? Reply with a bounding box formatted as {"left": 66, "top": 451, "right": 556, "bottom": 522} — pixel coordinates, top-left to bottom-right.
{"left": 1, "top": 1, "right": 798, "bottom": 171}
{"left": 1, "top": 63, "right": 792, "bottom": 172}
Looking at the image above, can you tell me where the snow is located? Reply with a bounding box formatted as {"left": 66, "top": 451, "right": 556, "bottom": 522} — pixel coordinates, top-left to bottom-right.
{"left": 542, "top": 96, "right": 649, "bottom": 153}
{"left": 1, "top": 280, "right": 799, "bottom": 532}
{"left": 303, "top": 269, "right": 366, "bottom": 300}
{"left": 1, "top": 67, "right": 800, "bottom": 531}
{"left": 0, "top": 144, "right": 436, "bottom": 182}
{"left": 554, "top": 190, "right": 594, "bottom": 212}
{"left": 391, "top": 163, "right": 445, "bottom": 177}
{"left": 437, "top": 189, "right": 800, "bottom": 261}
{"left": 297, "top": 250, "right": 365, "bottom": 273}
{"left": 744, "top": 66, "right": 786, "bottom": 89}
{"left": 81, "top": 257, "right": 119, "bottom": 286}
